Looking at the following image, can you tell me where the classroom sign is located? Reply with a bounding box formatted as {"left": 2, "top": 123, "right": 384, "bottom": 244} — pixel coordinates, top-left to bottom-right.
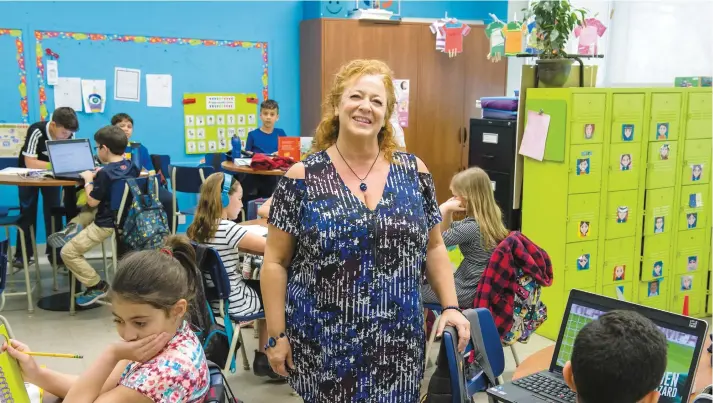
{"left": 183, "top": 92, "right": 258, "bottom": 155}
{"left": 0, "top": 123, "right": 28, "bottom": 158}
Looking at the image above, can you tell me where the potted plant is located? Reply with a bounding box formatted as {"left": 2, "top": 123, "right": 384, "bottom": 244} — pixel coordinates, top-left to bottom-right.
{"left": 523, "top": 0, "right": 588, "bottom": 86}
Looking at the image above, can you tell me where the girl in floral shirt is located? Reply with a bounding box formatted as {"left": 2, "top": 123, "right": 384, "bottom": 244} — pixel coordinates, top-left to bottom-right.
{"left": 2, "top": 235, "right": 209, "bottom": 403}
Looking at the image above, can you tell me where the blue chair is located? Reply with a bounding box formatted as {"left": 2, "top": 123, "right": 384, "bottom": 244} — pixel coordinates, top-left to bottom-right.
{"left": 193, "top": 242, "right": 264, "bottom": 373}
{"left": 150, "top": 154, "right": 171, "bottom": 187}
{"left": 424, "top": 302, "right": 443, "bottom": 370}
{"left": 204, "top": 153, "right": 228, "bottom": 173}
{"left": 169, "top": 165, "right": 214, "bottom": 234}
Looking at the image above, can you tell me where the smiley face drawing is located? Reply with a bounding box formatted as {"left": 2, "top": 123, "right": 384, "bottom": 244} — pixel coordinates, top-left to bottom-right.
{"left": 324, "top": 0, "right": 344, "bottom": 15}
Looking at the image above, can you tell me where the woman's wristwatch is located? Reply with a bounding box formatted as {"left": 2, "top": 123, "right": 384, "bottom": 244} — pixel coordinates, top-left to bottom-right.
{"left": 265, "top": 332, "right": 287, "bottom": 350}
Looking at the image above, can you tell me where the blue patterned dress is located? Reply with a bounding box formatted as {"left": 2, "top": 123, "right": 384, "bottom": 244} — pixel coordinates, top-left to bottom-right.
{"left": 268, "top": 150, "right": 442, "bottom": 403}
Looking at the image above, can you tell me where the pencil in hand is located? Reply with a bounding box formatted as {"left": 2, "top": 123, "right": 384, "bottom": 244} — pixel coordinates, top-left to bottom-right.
{"left": 26, "top": 351, "right": 84, "bottom": 359}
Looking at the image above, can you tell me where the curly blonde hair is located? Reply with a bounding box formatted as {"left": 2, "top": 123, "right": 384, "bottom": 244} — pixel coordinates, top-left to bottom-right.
{"left": 310, "top": 59, "right": 400, "bottom": 162}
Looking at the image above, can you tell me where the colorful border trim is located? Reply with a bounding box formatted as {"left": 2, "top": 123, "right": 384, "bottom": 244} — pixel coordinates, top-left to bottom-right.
{"left": 0, "top": 29, "right": 29, "bottom": 123}
{"left": 35, "top": 31, "right": 268, "bottom": 120}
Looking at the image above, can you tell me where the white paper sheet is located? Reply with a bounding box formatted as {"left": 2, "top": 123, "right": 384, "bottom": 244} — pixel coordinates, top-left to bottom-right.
{"left": 46, "top": 60, "right": 59, "bottom": 85}
{"left": 146, "top": 74, "right": 172, "bottom": 107}
{"left": 0, "top": 167, "right": 43, "bottom": 175}
{"left": 54, "top": 77, "right": 83, "bottom": 111}
{"left": 81, "top": 79, "right": 106, "bottom": 113}
{"left": 114, "top": 67, "right": 140, "bottom": 102}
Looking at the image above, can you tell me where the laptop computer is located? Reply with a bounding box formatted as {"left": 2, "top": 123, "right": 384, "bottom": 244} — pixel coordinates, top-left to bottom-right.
{"left": 46, "top": 139, "right": 97, "bottom": 180}
{"left": 487, "top": 289, "right": 709, "bottom": 403}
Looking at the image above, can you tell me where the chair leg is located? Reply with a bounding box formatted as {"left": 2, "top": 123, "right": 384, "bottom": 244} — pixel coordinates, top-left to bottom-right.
{"left": 239, "top": 331, "right": 250, "bottom": 370}
{"left": 101, "top": 242, "right": 109, "bottom": 281}
{"left": 224, "top": 322, "right": 242, "bottom": 374}
{"left": 30, "top": 226, "right": 41, "bottom": 295}
{"left": 0, "top": 293, "right": 5, "bottom": 312}
{"left": 69, "top": 273, "right": 76, "bottom": 316}
{"left": 111, "top": 235, "right": 118, "bottom": 282}
{"left": 50, "top": 220, "right": 58, "bottom": 291}
{"left": 425, "top": 313, "right": 441, "bottom": 373}
{"left": 510, "top": 344, "right": 521, "bottom": 367}
{"left": 17, "top": 228, "right": 33, "bottom": 314}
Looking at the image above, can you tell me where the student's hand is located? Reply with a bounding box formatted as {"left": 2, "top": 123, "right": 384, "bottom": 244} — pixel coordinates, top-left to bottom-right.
{"left": 437, "top": 310, "right": 471, "bottom": 352}
{"left": 266, "top": 337, "right": 294, "bottom": 377}
{"left": 109, "top": 333, "right": 172, "bottom": 363}
{"left": 1, "top": 339, "right": 42, "bottom": 383}
{"left": 80, "top": 170, "right": 95, "bottom": 182}
{"left": 440, "top": 197, "right": 465, "bottom": 214}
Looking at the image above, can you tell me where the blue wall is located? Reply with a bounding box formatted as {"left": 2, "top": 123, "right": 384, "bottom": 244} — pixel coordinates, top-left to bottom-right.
{"left": 0, "top": 0, "right": 506, "bottom": 242}
{"left": 310, "top": 0, "right": 506, "bottom": 21}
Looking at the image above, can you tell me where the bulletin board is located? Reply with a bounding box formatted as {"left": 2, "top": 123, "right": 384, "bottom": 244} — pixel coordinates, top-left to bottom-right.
{"left": 0, "top": 123, "right": 29, "bottom": 157}
{"left": 0, "top": 29, "right": 29, "bottom": 123}
{"left": 183, "top": 93, "right": 258, "bottom": 155}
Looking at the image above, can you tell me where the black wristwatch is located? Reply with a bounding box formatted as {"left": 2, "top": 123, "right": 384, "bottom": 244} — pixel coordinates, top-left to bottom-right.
{"left": 265, "top": 332, "right": 287, "bottom": 350}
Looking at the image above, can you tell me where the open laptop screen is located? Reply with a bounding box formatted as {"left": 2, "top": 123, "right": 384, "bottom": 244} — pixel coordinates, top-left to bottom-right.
{"left": 550, "top": 290, "right": 707, "bottom": 403}
{"left": 47, "top": 139, "right": 95, "bottom": 174}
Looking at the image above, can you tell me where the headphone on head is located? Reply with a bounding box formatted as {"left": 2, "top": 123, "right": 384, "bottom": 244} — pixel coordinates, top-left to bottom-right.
{"left": 693, "top": 385, "right": 713, "bottom": 403}
{"left": 220, "top": 173, "right": 233, "bottom": 208}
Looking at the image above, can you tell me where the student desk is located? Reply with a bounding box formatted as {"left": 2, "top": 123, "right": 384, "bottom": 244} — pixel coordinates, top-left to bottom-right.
{"left": 221, "top": 161, "right": 286, "bottom": 176}
{"left": 513, "top": 336, "right": 713, "bottom": 398}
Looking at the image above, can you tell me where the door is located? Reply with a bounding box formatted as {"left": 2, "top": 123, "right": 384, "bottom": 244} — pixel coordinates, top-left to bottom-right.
{"left": 646, "top": 141, "right": 678, "bottom": 189}
{"left": 679, "top": 184, "right": 710, "bottom": 232}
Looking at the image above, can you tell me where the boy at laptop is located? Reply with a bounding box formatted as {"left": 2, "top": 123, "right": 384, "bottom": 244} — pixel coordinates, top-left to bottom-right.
{"left": 563, "top": 310, "right": 667, "bottom": 403}
{"left": 57, "top": 126, "right": 139, "bottom": 306}
{"left": 13, "top": 107, "right": 78, "bottom": 269}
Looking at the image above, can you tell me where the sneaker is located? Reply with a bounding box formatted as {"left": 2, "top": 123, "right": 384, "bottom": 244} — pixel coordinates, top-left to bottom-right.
{"left": 253, "top": 350, "right": 287, "bottom": 381}
{"left": 47, "top": 223, "right": 82, "bottom": 249}
{"left": 11, "top": 257, "right": 34, "bottom": 273}
{"left": 76, "top": 281, "right": 109, "bottom": 307}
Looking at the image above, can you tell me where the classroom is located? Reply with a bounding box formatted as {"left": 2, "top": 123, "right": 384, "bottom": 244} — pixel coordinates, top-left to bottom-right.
{"left": 0, "top": 1, "right": 711, "bottom": 403}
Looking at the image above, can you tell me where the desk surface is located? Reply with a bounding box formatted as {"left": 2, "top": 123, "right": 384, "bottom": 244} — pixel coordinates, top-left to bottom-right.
{"left": 513, "top": 337, "right": 713, "bottom": 398}
{"left": 0, "top": 174, "right": 77, "bottom": 187}
{"left": 222, "top": 161, "right": 286, "bottom": 176}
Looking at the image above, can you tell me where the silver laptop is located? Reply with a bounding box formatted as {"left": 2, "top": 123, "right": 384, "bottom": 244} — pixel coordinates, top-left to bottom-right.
{"left": 46, "top": 139, "right": 96, "bottom": 180}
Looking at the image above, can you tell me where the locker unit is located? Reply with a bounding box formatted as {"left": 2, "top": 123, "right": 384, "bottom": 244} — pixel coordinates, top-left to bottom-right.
{"left": 521, "top": 87, "right": 712, "bottom": 340}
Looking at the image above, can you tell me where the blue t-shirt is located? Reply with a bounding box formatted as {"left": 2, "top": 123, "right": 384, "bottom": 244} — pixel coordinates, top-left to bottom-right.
{"left": 91, "top": 160, "right": 140, "bottom": 228}
{"left": 125, "top": 144, "right": 154, "bottom": 171}
{"left": 245, "top": 128, "right": 286, "bottom": 154}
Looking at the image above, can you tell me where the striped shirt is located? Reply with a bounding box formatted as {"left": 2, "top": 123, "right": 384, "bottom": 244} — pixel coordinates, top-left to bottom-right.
{"left": 204, "top": 220, "right": 262, "bottom": 316}
{"left": 430, "top": 21, "right": 447, "bottom": 51}
{"left": 20, "top": 121, "right": 76, "bottom": 168}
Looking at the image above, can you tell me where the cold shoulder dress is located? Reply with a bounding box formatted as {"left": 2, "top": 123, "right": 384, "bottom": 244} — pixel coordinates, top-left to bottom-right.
{"left": 268, "top": 150, "right": 442, "bottom": 403}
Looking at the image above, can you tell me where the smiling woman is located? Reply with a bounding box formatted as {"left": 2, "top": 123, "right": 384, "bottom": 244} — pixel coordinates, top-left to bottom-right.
{"left": 260, "top": 59, "right": 472, "bottom": 403}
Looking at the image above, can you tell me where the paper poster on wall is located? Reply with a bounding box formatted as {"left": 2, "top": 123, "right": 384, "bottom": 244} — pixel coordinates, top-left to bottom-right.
{"left": 46, "top": 60, "right": 59, "bottom": 86}
{"left": 54, "top": 77, "right": 83, "bottom": 112}
{"left": 519, "top": 110, "right": 550, "bottom": 161}
{"left": 0, "top": 124, "right": 29, "bottom": 157}
{"left": 114, "top": 67, "right": 141, "bottom": 102}
{"left": 183, "top": 93, "right": 258, "bottom": 155}
{"left": 146, "top": 74, "right": 172, "bottom": 107}
{"left": 81, "top": 79, "right": 106, "bottom": 113}
{"left": 393, "top": 79, "right": 409, "bottom": 127}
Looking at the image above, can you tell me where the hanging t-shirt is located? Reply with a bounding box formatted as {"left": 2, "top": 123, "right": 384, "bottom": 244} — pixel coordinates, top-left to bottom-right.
{"left": 439, "top": 22, "right": 471, "bottom": 53}
{"left": 503, "top": 21, "right": 524, "bottom": 56}
{"left": 429, "top": 20, "right": 447, "bottom": 52}
{"left": 574, "top": 18, "right": 607, "bottom": 55}
{"left": 485, "top": 21, "right": 506, "bottom": 58}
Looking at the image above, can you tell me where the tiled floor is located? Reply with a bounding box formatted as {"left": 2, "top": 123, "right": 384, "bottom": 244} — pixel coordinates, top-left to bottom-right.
{"left": 1, "top": 254, "right": 554, "bottom": 403}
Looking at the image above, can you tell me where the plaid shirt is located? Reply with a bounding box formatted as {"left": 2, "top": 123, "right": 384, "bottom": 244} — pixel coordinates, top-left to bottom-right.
{"left": 472, "top": 231, "right": 553, "bottom": 337}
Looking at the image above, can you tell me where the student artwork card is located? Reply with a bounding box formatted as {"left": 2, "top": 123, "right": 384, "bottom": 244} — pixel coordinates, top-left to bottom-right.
{"left": 196, "top": 128, "right": 205, "bottom": 139}
{"left": 227, "top": 127, "right": 236, "bottom": 137}
{"left": 577, "top": 254, "right": 590, "bottom": 271}
{"left": 620, "top": 154, "right": 632, "bottom": 171}
{"left": 145, "top": 74, "right": 172, "bottom": 107}
{"left": 622, "top": 124, "right": 634, "bottom": 142}
{"left": 185, "top": 115, "right": 195, "bottom": 127}
{"left": 219, "top": 138, "right": 227, "bottom": 149}
{"left": 687, "top": 256, "right": 698, "bottom": 272}
{"left": 648, "top": 280, "right": 660, "bottom": 297}
{"left": 186, "top": 128, "right": 196, "bottom": 139}
{"left": 659, "top": 144, "right": 670, "bottom": 160}
{"left": 576, "top": 158, "right": 590, "bottom": 175}
{"left": 652, "top": 261, "right": 663, "bottom": 278}
{"left": 197, "top": 142, "right": 206, "bottom": 152}
{"left": 196, "top": 116, "right": 205, "bottom": 126}
{"left": 688, "top": 193, "right": 703, "bottom": 208}
{"left": 654, "top": 216, "right": 665, "bottom": 233}
{"left": 217, "top": 128, "right": 226, "bottom": 139}
{"left": 578, "top": 221, "right": 590, "bottom": 238}
{"left": 613, "top": 265, "right": 625, "bottom": 281}
{"left": 187, "top": 142, "right": 196, "bottom": 153}
{"left": 227, "top": 115, "right": 236, "bottom": 125}
{"left": 54, "top": 77, "right": 83, "bottom": 111}
{"left": 46, "top": 59, "right": 59, "bottom": 85}
{"left": 237, "top": 114, "right": 246, "bottom": 125}
{"left": 208, "top": 141, "right": 217, "bottom": 152}
{"left": 681, "top": 275, "right": 693, "bottom": 291}
{"left": 81, "top": 79, "right": 107, "bottom": 113}
{"left": 616, "top": 206, "right": 628, "bottom": 223}
{"left": 114, "top": 67, "right": 141, "bottom": 102}
{"left": 615, "top": 285, "right": 626, "bottom": 301}
{"left": 248, "top": 114, "right": 257, "bottom": 125}
{"left": 691, "top": 164, "right": 703, "bottom": 181}
{"left": 238, "top": 127, "right": 246, "bottom": 138}
{"left": 584, "top": 123, "right": 595, "bottom": 140}
{"left": 217, "top": 115, "right": 225, "bottom": 125}
{"left": 519, "top": 111, "right": 550, "bottom": 161}
{"left": 687, "top": 213, "right": 697, "bottom": 229}
{"left": 656, "top": 122, "right": 669, "bottom": 140}
{"left": 206, "top": 115, "right": 215, "bottom": 126}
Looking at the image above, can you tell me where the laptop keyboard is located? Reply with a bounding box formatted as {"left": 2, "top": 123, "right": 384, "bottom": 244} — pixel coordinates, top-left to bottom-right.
{"left": 512, "top": 373, "right": 576, "bottom": 403}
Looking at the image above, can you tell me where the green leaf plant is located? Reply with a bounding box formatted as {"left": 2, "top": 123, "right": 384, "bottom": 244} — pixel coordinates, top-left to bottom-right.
{"left": 523, "top": 0, "right": 588, "bottom": 59}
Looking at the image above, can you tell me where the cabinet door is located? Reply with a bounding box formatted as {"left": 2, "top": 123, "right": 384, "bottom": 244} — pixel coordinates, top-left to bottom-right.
{"left": 642, "top": 236, "right": 671, "bottom": 281}
{"left": 611, "top": 119, "right": 643, "bottom": 144}
{"left": 651, "top": 93, "right": 682, "bottom": 117}
{"left": 602, "top": 283, "right": 634, "bottom": 302}
{"left": 572, "top": 94, "right": 606, "bottom": 119}
{"left": 685, "top": 117, "right": 712, "bottom": 140}
{"left": 673, "top": 271, "right": 702, "bottom": 297}
{"left": 673, "top": 293, "right": 704, "bottom": 316}
{"left": 648, "top": 119, "right": 680, "bottom": 142}
{"left": 646, "top": 141, "right": 678, "bottom": 189}
{"left": 568, "top": 144, "right": 603, "bottom": 194}
{"left": 688, "top": 93, "right": 712, "bottom": 115}
{"left": 679, "top": 184, "right": 710, "bottom": 232}
{"left": 607, "top": 143, "right": 641, "bottom": 191}
{"left": 564, "top": 241, "right": 598, "bottom": 290}
{"left": 605, "top": 190, "right": 638, "bottom": 240}
{"left": 675, "top": 230, "right": 708, "bottom": 275}
{"left": 682, "top": 139, "right": 712, "bottom": 185}
{"left": 601, "top": 237, "right": 635, "bottom": 286}
{"left": 571, "top": 120, "right": 604, "bottom": 145}
{"left": 644, "top": 188, "right": 674, "bottom": 237}
{"left": 566, "top": 193, "right": 600, "bottom": 243}
{"left": 611, "top": 94, "right": 646, "bottom": 119}
{"left": 638, "top": 278, "right": 669, "bottom": 310}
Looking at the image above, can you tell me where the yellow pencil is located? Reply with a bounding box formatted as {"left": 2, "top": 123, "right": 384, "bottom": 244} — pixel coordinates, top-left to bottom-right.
{"left": 26, "top": 352, "right": 83, "bottom": 359}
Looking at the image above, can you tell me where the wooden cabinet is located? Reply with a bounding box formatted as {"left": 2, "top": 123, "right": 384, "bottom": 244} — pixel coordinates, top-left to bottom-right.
{"left": 300, "top": 19, "right": 507, "bottom": 203}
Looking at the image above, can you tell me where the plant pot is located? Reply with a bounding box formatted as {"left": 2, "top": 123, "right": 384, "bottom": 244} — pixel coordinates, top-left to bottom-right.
{"left": 536, "top": 59, "right": 574, "bottom": 87}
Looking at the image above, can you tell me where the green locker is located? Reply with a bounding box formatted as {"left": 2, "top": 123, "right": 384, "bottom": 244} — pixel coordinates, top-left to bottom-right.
{"left": 673, "top": 293, "right": 703, "bottom": 316}
{"left": 675, "top": 230, "right": 708, "bottom": 275}
{"left": 572, "top": 94, "right": 606, "bottom": 118}
{"left": 612, "top": 94, "right": 646, "bottom": 118}
{"left": 685, "top": 117, "right": 712, "bottom": 140}
{"left": 651, "top": 93, "right": 682, "bottom": 116}
{"left": 607, "top": 143, "right": 640, "bottom": 191}
{"left": 642, "top": 236, "right": 670, "bottom": 282}
{"left": 568, "top": 144, "right": 603, "bottom": 194}
{"left": 605, "top": 190, "right": 638, "bottom": 239}
{"left": 679, "top": 184, "right": 709, "bottom": 232}
{"left": 646, "top": 141, "right": 678, "bottom": 189}
{"left": 611, "top": 119, "right": 643, "bottom": 144}
{"left": 688, "top": 93, "right": 712, "bottom": 115}
{"left": 644, "top": 188, "right": 674, "bottom": 237}
{"left": 638, "top": 277, "right": 669, "bottom": 310}
{"left": 602, "top": 283, "right": 634, "bottom": 302}
{"left": 564, "top": 242, "right": 598, "bottom": 290}
{"left": 681, "top": 139, "right": 712, "bottom": 185}
{"left": 649, "top": 119, "right": 680, "bottom": 142}
{"left": 601, "top": 237, "right": 635, "bottom": 286}
{"left": 566, "top": 193, "right": 600, "bottom": 243}
{"left": 571, "top": 120, "right": 604, "bottom": 145}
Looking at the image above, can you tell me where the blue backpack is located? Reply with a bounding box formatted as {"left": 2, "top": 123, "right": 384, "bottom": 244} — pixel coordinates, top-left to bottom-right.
{"left": 121, "top": 176, "right": 169, "bottom": 251}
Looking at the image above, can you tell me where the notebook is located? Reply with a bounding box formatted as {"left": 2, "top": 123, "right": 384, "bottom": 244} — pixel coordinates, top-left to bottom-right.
{"left": 0, "top": 323, "right": 31, "bottom": 403}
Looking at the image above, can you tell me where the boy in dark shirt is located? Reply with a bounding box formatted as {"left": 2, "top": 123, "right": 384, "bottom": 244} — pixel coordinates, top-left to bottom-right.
{"left": 58, "top": 126, "right": 139, "bottom": 306}
{"left": 245, "top": 99, "right": 286, "bottom": 155}
{"left": 563, "top": 310, "right": 667, "bottom": 403}
{"left": 14, "top": 107, "right": 78, "bottom": 268}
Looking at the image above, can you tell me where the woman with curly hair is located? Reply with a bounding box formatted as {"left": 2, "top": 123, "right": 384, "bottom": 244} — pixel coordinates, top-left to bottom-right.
{"left": 260, "top": 59, "right": 471, "bottom": 402}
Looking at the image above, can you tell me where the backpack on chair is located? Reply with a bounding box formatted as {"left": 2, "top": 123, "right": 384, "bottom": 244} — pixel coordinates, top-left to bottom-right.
{"left": 501, "top": 269, "right": 548, "bottom": 345}
{"left": 121, "top": 176, "right": 169, "bottom": 251}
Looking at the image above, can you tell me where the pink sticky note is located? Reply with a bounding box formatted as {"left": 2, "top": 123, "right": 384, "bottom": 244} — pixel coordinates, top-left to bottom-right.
{"left": 519, "top": 110, "right": 551, "bottom": 161}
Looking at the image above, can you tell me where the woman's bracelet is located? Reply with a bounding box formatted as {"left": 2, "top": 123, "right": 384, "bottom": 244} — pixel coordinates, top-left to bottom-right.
{"left": 265, "top": 332, "right": 287, "bottom": 350}
{"left": 441, "top": 305, "right": 462, "bottom": 313}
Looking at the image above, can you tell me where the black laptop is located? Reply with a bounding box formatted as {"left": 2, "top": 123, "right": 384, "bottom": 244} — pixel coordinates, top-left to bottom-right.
{"left": 487, "top": 290, "right": 709, "bottom": 403}
{"left": 46, "top": 139, "right": 97, "bottom": 180}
